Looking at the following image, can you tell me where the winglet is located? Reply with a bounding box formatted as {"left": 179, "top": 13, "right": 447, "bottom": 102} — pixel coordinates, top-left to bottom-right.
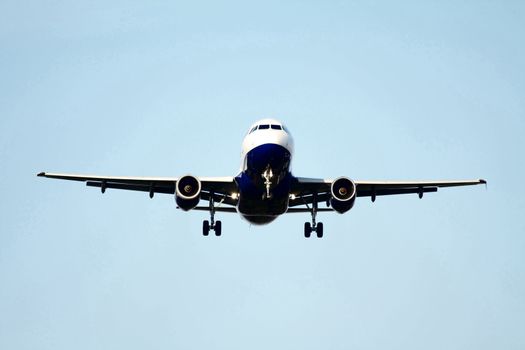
{"left": 479, "top": 179, "right": 487, "bottom": 184}
{"left": 37, "top": 172, "right": 48, "bottom": 177}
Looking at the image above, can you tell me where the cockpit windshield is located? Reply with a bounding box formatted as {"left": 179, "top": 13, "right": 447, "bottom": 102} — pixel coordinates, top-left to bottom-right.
{"left": 248, "top": 123, "right": 289, "bottom": 134}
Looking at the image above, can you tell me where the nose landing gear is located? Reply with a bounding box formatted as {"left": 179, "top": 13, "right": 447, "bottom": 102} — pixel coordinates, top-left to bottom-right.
{"left": 261, "top": 165, "right": 274, "bottom": 200}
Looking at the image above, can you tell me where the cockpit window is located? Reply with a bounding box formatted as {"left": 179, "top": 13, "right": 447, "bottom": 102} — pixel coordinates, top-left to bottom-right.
{"left": 249, "top": 123, "right": 287, "bottom": 133}
{"left": 282, "top": 125, "right": 290, "bottom": 134}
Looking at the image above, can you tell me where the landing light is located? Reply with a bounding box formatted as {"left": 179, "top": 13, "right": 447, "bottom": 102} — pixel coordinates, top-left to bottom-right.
{"left": 231, "top": 192, "right": 239, "bottom": 200}
{"left": 290, "top": 194, "right": 296, "bottom": 200}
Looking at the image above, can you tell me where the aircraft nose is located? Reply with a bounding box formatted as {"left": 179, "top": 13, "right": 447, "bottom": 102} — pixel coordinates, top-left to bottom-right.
{"left": 268, "top": 130, "right": 291, "bottom": 148}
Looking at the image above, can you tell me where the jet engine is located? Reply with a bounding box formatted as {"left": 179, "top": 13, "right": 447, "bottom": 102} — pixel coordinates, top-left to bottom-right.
{"left": 330, "top": 177, "right": 357, "bottom": 214}
{"left": 175, "top": 175, "right": 201, "bottom": 211}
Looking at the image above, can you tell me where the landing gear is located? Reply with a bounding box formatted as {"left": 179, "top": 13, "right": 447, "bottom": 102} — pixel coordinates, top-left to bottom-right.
{"left": 303, "top": 193, "right": 324, "bottom": 238}
{"left": 203, "top": 220, "right": 210, "bottom": 236}
{"left": 304, "top": 220, "right": 324, "bottom": 238}
{"left": 202, "top": 219, "right": 222, "bottom": 236}
{"left": 261, "top": 165, "right": 274, "bottom": 200}
{"left": 215, "top": 220, "right": 222, "bottom": 236}
{"left": 316, "top": 222, "right": 323, "bottom": 238}
{"left": 203, "top": 192, "right": 222, "bottom": 237}
{"left": 304, "top": 222, "right": 312, "bottom": 238}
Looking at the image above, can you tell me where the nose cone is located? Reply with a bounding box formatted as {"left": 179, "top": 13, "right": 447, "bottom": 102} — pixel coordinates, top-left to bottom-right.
{"left": 283, "top": 131, "right": 294, "bottom": 154}
{"left": 240, "top": 120, "right": 295, "bottom": 172}
{"left": 267, "top": 129, "right": 293, "bottom": 150}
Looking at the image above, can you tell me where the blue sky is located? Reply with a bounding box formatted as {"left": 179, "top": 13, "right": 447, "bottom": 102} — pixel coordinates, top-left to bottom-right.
{"left": 1, "top": 1, "right": 524, "bottom": 349}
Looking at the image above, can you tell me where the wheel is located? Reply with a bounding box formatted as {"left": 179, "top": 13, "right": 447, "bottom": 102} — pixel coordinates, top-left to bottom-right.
{"left": 215, "top": 220, "right": 222, "bottom": 236}
{"left": 316, "top": 222, "right": 324, "bottom": 238}
{"left": 203, "top": 220, "right": 210, "bottom": 236}
{"left": 304, "top": 222, "right": 312, "bottom": 238}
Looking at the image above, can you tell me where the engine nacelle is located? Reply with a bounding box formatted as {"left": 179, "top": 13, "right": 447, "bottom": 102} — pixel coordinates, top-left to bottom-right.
{"left": 175, "top": 175, "right": 201, "bottom": 211}
{"left": 330, "top": 177, "right": 357, "bottom": 214}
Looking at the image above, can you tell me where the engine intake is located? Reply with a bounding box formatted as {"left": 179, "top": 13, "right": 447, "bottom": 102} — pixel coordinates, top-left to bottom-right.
{"left": 330, "top": 177, "right": 356, "bottom": 214}
{"left": 175, "top": 175, "right": 201, "bottom": 211}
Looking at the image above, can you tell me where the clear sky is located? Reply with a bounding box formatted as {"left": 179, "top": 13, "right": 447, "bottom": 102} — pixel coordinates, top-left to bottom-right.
{"left": 1, "top": 1, "right": 524, "bottom": 349}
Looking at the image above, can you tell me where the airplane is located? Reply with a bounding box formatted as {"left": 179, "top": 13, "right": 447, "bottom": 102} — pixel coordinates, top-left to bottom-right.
{"left": 38, "top": 118, "right": 486, "bottom": 238}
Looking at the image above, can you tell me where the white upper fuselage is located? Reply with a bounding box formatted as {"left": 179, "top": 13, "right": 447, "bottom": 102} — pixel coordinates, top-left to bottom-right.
{"left": 240, "top": 119, "right": 294, "bottom": 173}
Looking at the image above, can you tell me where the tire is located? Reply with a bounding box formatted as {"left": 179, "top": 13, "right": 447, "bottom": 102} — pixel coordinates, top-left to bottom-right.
{"left": 304, "top": 222, "right": 312, "bottom": 238}
{"left": 316, "top": 222, "right": 324, "bottom": 238}
{"left": 215, "top": 220, "right": 222, "bottom": 236}
{"left": 203, "top": 220, "right": 210, "bottom": 236}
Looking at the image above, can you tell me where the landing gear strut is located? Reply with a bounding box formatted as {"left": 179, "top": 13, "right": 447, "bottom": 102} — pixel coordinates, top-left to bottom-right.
{"left": 203, "top": 192, "right": 222, "bottom": 236}
{"left": 261, "top": 165, "right": 274, "bottom": 199}
{"left": 304, "top": 193, "right": 324, "bottom": 238}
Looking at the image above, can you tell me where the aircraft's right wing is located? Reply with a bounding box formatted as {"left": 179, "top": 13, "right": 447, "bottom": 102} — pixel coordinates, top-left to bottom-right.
{"left": 37, "top": 172, "right": 239, "bottom": 206}
{"left": 289, "top": 177, "right": 486, "bottom": 207}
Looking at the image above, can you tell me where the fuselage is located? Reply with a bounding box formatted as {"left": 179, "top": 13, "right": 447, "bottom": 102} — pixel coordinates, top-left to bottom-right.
{"left": 235, "top": 119, "right": 294, "bottom": 224}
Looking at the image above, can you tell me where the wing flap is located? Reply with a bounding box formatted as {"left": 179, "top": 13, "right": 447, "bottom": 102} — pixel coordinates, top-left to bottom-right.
{"left": 86, "top": 181, "right": 175, "bottom": 195}
{"left": 286, "top": 208, "right": 334, "bottom": 213}
{"left": 191, "top": 206, "right": 238, "bottom": 213}
{"left": 357, "top": 187, "right": 438, "bottom": 197}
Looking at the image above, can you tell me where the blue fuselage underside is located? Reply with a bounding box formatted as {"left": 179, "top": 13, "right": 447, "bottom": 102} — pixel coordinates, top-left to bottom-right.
{"left": 236, "top": 143, "right": 292, "bottom": 225}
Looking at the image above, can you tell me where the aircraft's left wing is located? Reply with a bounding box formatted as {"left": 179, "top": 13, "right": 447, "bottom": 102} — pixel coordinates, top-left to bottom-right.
{"left": 37, "top": 172, "right": 239, "bottom": 206}
{"left": 289, "top": 177, "right": 486, "bottom": 207}
{"left": 354, "top": 179, "right": 486, "bottom": 199}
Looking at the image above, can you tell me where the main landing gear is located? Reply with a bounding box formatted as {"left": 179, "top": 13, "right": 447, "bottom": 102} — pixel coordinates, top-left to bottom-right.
{"left": 203, "top": 193, "right": 222, "bottom": 237}
{"left": 304, "top": 194, "right": 324, "bottom": 238}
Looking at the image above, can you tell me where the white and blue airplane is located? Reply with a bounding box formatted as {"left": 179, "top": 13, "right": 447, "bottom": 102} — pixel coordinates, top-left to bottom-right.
{"left": 38, "top": 119, "right": 486, "bottom": 238}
